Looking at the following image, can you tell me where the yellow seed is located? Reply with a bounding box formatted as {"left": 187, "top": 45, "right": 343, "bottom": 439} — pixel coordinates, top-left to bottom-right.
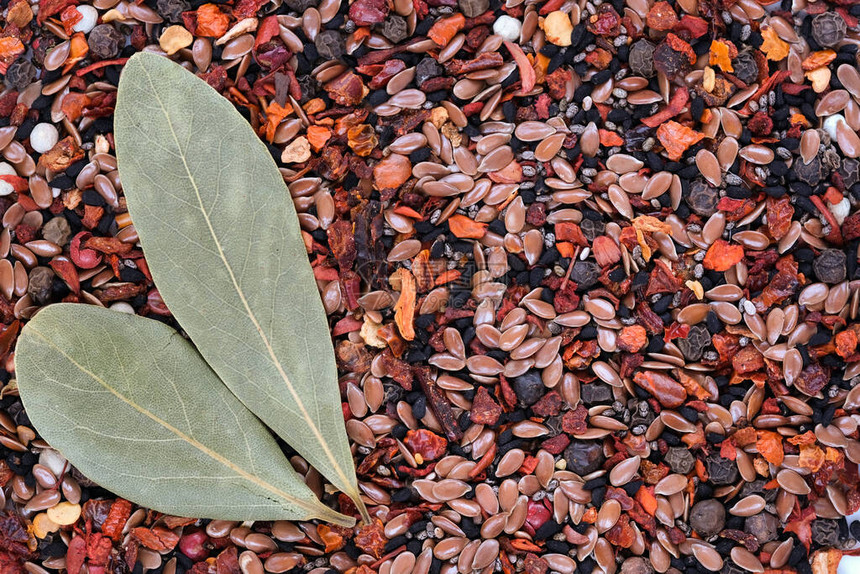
{"left": 414, "top": 453, "right": 424, "bottom": 465}
{"left": 360, "top": 318, "right": 387, "bottom": 348}
{"left": 543, "top": 12, "right": 573, "bottom": 47}
{"left": 702, "top": 67, "right": 716, "bottom": 93}
{"left": 806, "top": 67, "right": 831, "bottom": 93}
{"left": 47, "top": 502, "right": 82, "bottom": 526}
{"left": 160, "top": 26, "right": 194, "bottom": 56}
{"left": 281, "top": 136, "right": 311, "bottom": 163}
{"left": 32, "top": 513, "right": 60, "bottom": 538}
{"left": 685, "top": 280, "right": 704, "bottom": 300}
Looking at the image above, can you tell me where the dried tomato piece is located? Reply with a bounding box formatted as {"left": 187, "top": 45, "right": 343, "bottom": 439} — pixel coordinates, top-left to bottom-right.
{"left": 702, "top": 239, "right": 744, "bottom": 271}
{"left": 656, "top": 120, "right": 703, "bottom": 161}
{"left": 354, "top": 520, "right": 386, "bottom": 558}
{"left": 132, "top": 527, "right": 180, "bottom": 552}
{"left": 101, "top": 499, "right": 132, "bottom": 542}
{"left": 470, "top": 386, "right": 502, "bottom": 425}
{"left": 766, "top": 196, "right": 794, "bottom": 239}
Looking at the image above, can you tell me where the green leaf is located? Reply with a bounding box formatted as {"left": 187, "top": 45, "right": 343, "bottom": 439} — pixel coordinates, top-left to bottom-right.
{"left": 15, "top": 304, "right": 354, "bottom": 525}
{"left": 114, "top": 53, "right": 368, "bottom": 521}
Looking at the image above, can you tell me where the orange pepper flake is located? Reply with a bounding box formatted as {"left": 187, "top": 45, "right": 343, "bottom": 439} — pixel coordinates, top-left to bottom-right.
{"left": 656, "top": 120, "right": 703, "bottom": 161}
{"left": 617, "top": 325, "right": 648, "bottom": 352}
{"left": 801, "top": 49, "right": 836, "bottom": 71}
{"left": 60, "top": 92, "right": 91, "bottom": 122}
{"left": 581, "top": 507, "right": 598, "bottom": 523}
{"left": 263, "top": 101, "right": 292, "bottom": 143}
{"left": 306, "top": 125, "right": 331, "bottom": 152}
{"left": 63, "top": 32, "right": 89, "bottom": 74}
{"left": 835, "top": 329, "right": 857, "bottom": 359}
{"left": 709, "top": 40, "right": 735, "bottom": 72}
{"left": 427, "top": 13, "right": 464, "bottom": 46}
{"left": 702, "top": 239, "right": 744, "bottom": 272}
{"left": 760, "top": 27, "right": 789, "bottom": 61}
{"left": 447, "top": 214, "right": 488, "bottom": 239}
{"left": 303, "top": 98, "right": 326, "bottom": 114}
{"left": 393, "top": 268, "right": 416, "bottom": 341}
{"left": 195, "top": 4, "right": 230, "bottom": 37}
{"left": 0, "top": 37, "right": 25, "bottom": 62}
{"left": 373, "top": 153, "right": 411, "bottom": 191}
{"left": 317, "top": 525, "right": 347, "bottom": 553}
{"left": 635, "top": 485, "right": 658, "bottom": 515}
{"left": 798, "top": 444, "right": 825, "bottom": 472}
{"left": 756, "top": 430, "right": 784, "bottom": 467}
{"left": 598, "top": 129, "right": 624, "bottom": 147}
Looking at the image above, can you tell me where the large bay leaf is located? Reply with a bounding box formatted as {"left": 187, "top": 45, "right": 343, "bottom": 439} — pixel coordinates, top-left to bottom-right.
{"left": 113, "top": 53, "right": 367, "bottom": 520}
{"left": 15, "top": 304, "right": 353, "bottom": 525}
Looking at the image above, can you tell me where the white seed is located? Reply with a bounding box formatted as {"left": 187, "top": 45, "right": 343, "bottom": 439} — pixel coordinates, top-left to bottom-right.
{"left": 493, "top": 16, "right": 522, "bottom": 41}
{"left": 29, "top": 123, "right": 59, "bottom": 154}
{"left": 0, "top": 163, "right": 17, "bottom": 196}
{"left": 72, "top": 5, "right": 99, "bottom": 33}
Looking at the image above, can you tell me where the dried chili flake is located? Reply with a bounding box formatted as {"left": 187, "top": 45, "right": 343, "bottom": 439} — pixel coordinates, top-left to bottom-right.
{"left": 561, "top": 405, "right": 588, "bottom": 434}
{"left": 194, "top": 4, "right": 230, "bottom": 37}
{"left": 353, "top": 521, "right": 386, "bottom": 559}
{"left": 760, "top": 26, "right": 789, "bottom": 61}
{"left": 656, "top": 120, "right": 703, "bottom": 161}
{"left": 101, "top": 499, "right": 132, "bottom": 542}
{"left": 709, "top": 40, "right": 735, "bottom": 72}
{"left": 641, "top": 87, "right": 689, "bottom": 128}
{"left": 702, "top": 239, "right": 744, "bottom": 271}
{"left": 447, "top": 214, "right": 487, "bottom": 239}
{"left": 586, "top": 4, "right": 621, "bottom": 35}
{"left": 132, "top": 527, "right": 180, "bottom": 552}
{"left": 645, "top": 2, "right": 678, "bottom": 31}
{"left": 428, "top": 14, "right": 465, "bottom": 46}
{"left": 617, "top": 325, "right": 647, "bottom": 352}
{"left": 66, "top": 536, "right": 87, "bottom": 574}
{"left": 503, "top": 40, "right": 536, "bottom": 94}
{"left": 766, "top": 196, "right": 794, "bottom": 239}
{"left": 756, "top": 431, "right": 784, "bottom": 466}
{"left": 470, "top": 386, "right": 502, "bottom": 425}
{"left": 404, "top": 429, "right": 447, "bottom": 461}
{"left": 633, "top": 371, "right": 686, "bottom": 408}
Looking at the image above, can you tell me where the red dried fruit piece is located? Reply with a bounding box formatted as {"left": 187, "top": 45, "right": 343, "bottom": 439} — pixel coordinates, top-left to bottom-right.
{"left": 632, "top": 371, "right": 686, "bottom": 408}
{"left": 470, "top": 386, "right": 502, "bottom": 425}
{"left": 646, "top": 1, "right": 678, "bottom": 31}
{"left": 349, "top": 0, "right": 389, "bottom": 26}
{"left": 404, "top": 429, "right": 447, "bottom": 460}
{"left": 702, "top": 239, "right": 744, "bottom": 271}
{"left": 656, "top": 120, "right": 703, "bottom": 161}
{"left": 531, "top": 391, "right": 562, "bottom": 416}
{"left": 70, "top": 231, "right": 103, "bottom": 269}
{"left": 66, "top": 536, "right": 87, "bottom": 574}
{"left": 354, "top": 520, "right": 386, "bottom": 559}
{"left": 836, "top": 329, "right": 858, "bottom": 358}
{"left": 87, "top": 533, "right": 112, "bottom": 566}
{"left": 673, "top": 15, "right": 708, "bottom": 38}
{"left": 216, "top": 547, "right": 239, "bottom": 574}
{"left": 325, "top": 71, "right": 368, "bottom": 106}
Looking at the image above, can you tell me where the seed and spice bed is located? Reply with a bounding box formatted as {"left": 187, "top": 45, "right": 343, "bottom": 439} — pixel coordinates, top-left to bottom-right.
{"left": 0, "top": 0, "right": 859, "bottom": 573}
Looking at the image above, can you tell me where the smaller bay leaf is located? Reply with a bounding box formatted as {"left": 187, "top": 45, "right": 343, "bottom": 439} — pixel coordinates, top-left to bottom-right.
{"left": 15, "top": 303, "right": 353, "bottom": 526}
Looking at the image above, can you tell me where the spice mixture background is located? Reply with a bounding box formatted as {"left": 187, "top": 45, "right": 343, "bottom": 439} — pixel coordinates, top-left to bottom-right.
{"left": 0, "top": 0, "right": 859, "bottom": 572}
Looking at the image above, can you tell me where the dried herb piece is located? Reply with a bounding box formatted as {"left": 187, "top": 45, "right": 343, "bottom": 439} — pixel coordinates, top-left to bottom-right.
{"left": 114, "top": 53, "right": 368, "bottom": 522}
{"left": 15, "top": 304, "right": 353, "bottom": 524}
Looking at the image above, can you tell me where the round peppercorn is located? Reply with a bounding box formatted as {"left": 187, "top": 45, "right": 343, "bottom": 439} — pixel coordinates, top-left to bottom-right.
{"left": 686, "top": 180, "right": 720, "bottom": 217}
{"left": 794, "top": 155, "right": 824, "bottom": 186}
{"left": 156, "top": 0, "right": 191, "bottom": 23}
{"left": 381, "top": 15, "right": 408, "bottom": 44}
{"left": 839, "top": 158, "right": 860, "bottom": 189}
{"left": 570, "top": 261, "right": 601, "bottom": 291}
{"left": 628, "top": 39, "right": 656, "bottom": 78}
{"left": 690, "top": 499, "right": 725, "bottom": 538}
{"left": 706, "top": 453, "right": 738, "bottom": 485}
{"left": 811, "top": 12, "right": 847, "bottom": 48}
{"left": 27, "top": 267, "right": 55, "bottom": 305}
{"left": 676, "top": 325, "right": 710, "bottom": 361}
{"left": 315, "top": 30, "right": 345, "bottom": 60}
{"left": 745, "top": 512, "right": 779, "bottom": 544}
{"left": 810, "top": 519, "right": 842, "bottom": 547}
{"left": 4, "top": 58, "right": 36, "bottom": 90}
{"left": 732, "top": 51, "right": 759, "bottom": 84}
{"left": 458, "top": 0, "right": 488, "bottom": 18}
{"left": 579, "top": 218, "right": 605, "bottom": 242}
{"left": 813, "top": 249, "right": 847, "bottom": 284}
{"left": 87, "top": 24, "right": 124, "bottom": 60}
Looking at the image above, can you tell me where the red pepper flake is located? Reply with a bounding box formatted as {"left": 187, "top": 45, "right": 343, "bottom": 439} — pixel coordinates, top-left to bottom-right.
{"left": 404, "top": 429, "right": 447, "bottom": 460}
{"left": 632, "top": 371, "right": 686, "bottom": 408}
{"left": 470, "top": 386, "right": 502, "bottom": 425}
{"left": 101, "top": 499, "right": 132, "bottom": 542}
{"left": 132, "top": 527, "right": 180, "bottom": 552}
{"left": 194, "top": 4, "right": 230, "bottom": 37}
{"left": 354, "top": 520, "right": 386, "bottom": 559}
{"left": 561, "top": 404, "right": 588, "bottom": 434}
{"left": 656, "top": 120, "right": 703, "bottom": 161}
{"left": 447, "top": 214, "right": 487, "bottom": 239}
{"left": 428, "top": 14, "right": 465, "bottom": 46}
{"left": 645, "top": 1, "right": 678, "bottom": 31}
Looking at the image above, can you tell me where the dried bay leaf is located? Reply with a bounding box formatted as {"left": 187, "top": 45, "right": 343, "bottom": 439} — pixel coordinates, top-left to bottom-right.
{"left": 113, "top": 53, "right": 368, "bottom": 521}
{"left": 15, "top": 304, "right": 353, "bottom": 525}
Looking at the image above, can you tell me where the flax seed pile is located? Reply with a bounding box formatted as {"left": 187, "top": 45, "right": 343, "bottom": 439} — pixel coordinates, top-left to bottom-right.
{"left": 0, "top": 0, "right": 859, "bottom": 573}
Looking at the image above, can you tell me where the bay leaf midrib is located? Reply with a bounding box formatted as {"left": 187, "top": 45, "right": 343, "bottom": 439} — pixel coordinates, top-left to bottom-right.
{"left": 135, "top": 63, "right": 354, "bottom": 495}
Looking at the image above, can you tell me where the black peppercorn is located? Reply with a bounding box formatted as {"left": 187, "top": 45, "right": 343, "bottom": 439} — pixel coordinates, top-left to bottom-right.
{"left": 4, "top": 58, "right": 37, "bottom": 90}
{"left": 87, "top": 24, "right": 124, "bottom": 60}
{"left": 156, "top": 0, "right": 191, "bottom": 22}
{"left": 628, "top": 39, "right": 656, "bottom": 78}
{"left": 811, "top": 12, "right": 847, "bottom": 48}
